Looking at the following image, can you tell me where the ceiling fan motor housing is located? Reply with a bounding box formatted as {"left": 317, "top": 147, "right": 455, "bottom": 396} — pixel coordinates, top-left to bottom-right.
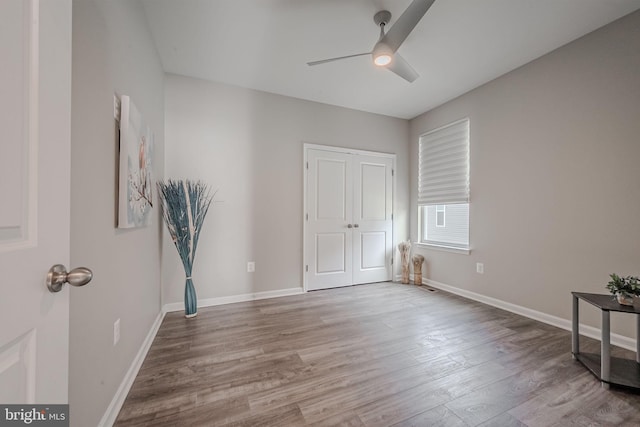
{"left": 374, "top": 10, "right": 392, "bottom": 28}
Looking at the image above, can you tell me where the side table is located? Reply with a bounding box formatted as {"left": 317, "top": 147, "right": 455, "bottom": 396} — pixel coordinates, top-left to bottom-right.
{"left": 571, "top": 292, "right": 640, "bottom": 390}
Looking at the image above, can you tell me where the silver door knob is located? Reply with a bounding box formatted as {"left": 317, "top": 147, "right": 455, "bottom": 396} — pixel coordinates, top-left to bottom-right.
{"left": 46, "top": 264, "right": 93, "bottom": 293}
{"left": 347, "top": 224, "right": 353, "bottom": 228}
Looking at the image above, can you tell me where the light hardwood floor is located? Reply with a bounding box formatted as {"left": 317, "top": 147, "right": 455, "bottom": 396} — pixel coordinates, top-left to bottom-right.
{"left": 115, "top": 282, "right": 640, "bottom": 426}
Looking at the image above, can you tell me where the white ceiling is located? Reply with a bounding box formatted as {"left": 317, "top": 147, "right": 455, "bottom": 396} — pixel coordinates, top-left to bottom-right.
{"left": 141, "top": 0, "right": 640, "bottom": 119}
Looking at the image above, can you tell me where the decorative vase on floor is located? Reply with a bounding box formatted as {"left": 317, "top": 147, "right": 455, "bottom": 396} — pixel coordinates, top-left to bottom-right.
{"left": 412, "top": 254, "right": 425, "bottom": 285}
{"left": 158, "top": 180, "right": 214, "bottom": 318}
{"left": 398, "top": 241, "right": 411, "bottom": 284}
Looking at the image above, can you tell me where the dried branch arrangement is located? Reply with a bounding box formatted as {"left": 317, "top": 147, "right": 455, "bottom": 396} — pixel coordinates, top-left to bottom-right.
{"left": 412, "top": 254, "right": 425, "bottom": 285}
{"left": 157, "top": 180, "right": 214, "bottom": 317}
{"left": 398, "top": 240, "right": 412, "bottom": 284}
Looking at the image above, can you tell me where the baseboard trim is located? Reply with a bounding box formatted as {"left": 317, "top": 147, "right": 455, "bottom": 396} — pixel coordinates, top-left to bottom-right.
{"left": 162, "top": 287, "right": 305, "bottom": 313}
{"left": 98, "top": 310, "right": 165, "bottom": 427}
{"left": 423, "top": 278, "right": 636, "bottom": 352}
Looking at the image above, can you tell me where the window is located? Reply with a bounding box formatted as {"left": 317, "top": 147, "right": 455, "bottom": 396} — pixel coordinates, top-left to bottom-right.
{"left": 435, "top": 205, "right": 445, "bottom": 227}
{"left": 418, "top": 119, "right": 470, "bottom": 250}
{"left": 419, "top": 204, "right": 469, "bottom": 248}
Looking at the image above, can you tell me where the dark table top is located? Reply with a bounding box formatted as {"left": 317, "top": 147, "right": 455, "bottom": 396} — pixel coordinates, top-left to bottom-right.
{"left": 572, "top": 292, "right": 640, "bottom": 314}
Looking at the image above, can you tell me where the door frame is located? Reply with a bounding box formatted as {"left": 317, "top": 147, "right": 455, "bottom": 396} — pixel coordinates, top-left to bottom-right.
{"left": 303, "top": 143, "right": 396, "bottom": 292}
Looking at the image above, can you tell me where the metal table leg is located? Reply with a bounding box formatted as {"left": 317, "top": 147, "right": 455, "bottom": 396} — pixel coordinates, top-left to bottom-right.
{"left": 572, "top": 295, "right": 579, "bottom": 359}
{"left": 636, "top": 313, "right": 640, "bottom": 363}
{"left": 601, "top": 310, "right": 610, "bottom": 389}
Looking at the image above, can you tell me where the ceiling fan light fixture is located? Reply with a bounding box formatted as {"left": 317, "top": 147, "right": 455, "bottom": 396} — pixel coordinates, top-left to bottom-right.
{"left": 374, "top": 54, "right": 392, "bottom": 66}
{"left": 372, "top": 42, "right": 393, "bottom": 67}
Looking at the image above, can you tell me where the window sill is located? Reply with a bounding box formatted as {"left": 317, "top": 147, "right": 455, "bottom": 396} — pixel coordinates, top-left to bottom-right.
{"left": 416, "top": 242, "right": 470, "bottom": 255}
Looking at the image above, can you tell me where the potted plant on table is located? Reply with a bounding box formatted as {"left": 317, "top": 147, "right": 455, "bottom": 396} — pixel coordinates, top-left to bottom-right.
{"left": 606, "top": 273, "right": 640, "bottom": 306}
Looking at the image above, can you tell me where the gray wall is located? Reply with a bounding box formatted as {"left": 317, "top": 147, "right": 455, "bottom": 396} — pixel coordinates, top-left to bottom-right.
{"left": 163, "top": 74, "right": 409, "bottom": 305}
{"left": 410, "top": 10, "right": 640, "bottom": 338}
{"left": 70, "top": 1, "right": 164, "bottom": 426}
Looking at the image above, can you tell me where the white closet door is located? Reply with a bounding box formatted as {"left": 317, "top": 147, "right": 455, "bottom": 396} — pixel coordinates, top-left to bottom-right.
{"left": 305, "top": 148, "right": 393, "bottom": 291}
{"left": 306, "top": 149, "right": 353, "bottom": 290}
{"left": 352, "top": 155, "right": 393, "bottom": 284}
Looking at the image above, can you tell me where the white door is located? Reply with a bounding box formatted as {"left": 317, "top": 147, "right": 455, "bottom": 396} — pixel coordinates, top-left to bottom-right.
{"left": 352, "top": 155, "right": 393, "bottom": 285}
{"left": 305, "top": 148, "right": 393, "bottom": 291}
{"left": 0, "top": 0, "right": 72, "bottom": 404}
{"left": 306, "top": 149, "right": 354, "bottom": 290}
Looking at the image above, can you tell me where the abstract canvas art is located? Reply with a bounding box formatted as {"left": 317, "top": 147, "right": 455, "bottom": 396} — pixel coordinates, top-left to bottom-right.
{"left": 118, "top": 95, "right": 154, "bottom": 228}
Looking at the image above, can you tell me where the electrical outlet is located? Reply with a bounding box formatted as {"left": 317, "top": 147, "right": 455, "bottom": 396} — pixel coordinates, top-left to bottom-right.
{"left": 114, "top": 318, "right": 120, "bottom": 346}
{"left": 247, "top": 261, "right": 255, "bottom": 273}
{"left": 476, "top": 263, "right": 484, "bottom": 274}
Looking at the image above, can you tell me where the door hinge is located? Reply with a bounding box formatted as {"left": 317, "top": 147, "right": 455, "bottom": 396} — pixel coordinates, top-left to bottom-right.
{"left": 305, "top": 265, "right": 309, "bottom": 272}
{"left": 391, "top": 257, "right": 393, "bottom": 265}
{"left": 306, "top": 213, "right": 308, "bottom": 221}
{"left": 392, "top": 169, "right": 394, "bottom": 177}
{"left": 306, "top": 161, "right": 309, "bottom": 170}
{"left": 391, "top": 213, "right": 393, "bottom": 220}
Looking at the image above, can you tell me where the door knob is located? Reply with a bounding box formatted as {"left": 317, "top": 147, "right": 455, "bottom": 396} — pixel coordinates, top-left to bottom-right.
{"left": 46, "top": 264, "right": 93, "bottom": 293}
{"left": 347, "top": 224, "right": 353, "bottom": 228}
{"left": 353, "top": 224, "right": 359, "bottom": 228}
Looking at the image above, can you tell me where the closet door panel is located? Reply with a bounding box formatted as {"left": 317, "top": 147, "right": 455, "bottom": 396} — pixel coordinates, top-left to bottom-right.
{"left": 353, "top": 155, "right": 393, "bottom": 285}
{"left": 306, "top": 150, "right": 353, "bottom": 290}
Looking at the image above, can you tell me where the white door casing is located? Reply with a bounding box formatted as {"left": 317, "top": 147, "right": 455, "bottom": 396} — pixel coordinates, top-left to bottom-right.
{"left": 304, "top": 146, "right": 394, "bottom": 291}
{"left": 0, "top": 0, "right": 72, "bottom": 404}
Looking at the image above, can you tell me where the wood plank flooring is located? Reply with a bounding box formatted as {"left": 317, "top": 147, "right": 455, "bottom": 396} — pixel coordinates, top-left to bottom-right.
{"left": 115, "top": 283, "right": 640, "bottom": 426}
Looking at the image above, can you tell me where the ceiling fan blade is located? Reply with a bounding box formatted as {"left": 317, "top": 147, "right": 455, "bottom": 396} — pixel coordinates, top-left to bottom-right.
{"left": 382, "top": 0, "right": 435, "bottom": 52}
{"left": 387, "top": 53, "right": 419, "bottom": 82}
{"left": 307, "top": 52, "right": 371, "bottom": 66}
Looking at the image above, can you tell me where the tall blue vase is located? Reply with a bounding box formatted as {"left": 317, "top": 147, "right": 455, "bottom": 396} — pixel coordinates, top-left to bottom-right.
{"left": 184, "top": 277, "right": 197, "bottom": 318}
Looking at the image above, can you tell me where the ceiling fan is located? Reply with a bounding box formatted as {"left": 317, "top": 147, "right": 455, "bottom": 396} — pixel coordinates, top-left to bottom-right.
{"left": 307, "top": 0, "right": 436, "bottom": 83}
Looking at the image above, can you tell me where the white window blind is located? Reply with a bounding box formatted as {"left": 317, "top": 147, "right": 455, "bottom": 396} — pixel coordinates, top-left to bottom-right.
{"left": 418, "top": 118, "right": 469, "bottom": 206}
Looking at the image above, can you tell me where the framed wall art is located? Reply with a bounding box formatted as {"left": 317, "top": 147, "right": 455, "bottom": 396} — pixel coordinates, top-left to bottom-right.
{"left": 118, "top": 95, "right": 154, "bottom": 228}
